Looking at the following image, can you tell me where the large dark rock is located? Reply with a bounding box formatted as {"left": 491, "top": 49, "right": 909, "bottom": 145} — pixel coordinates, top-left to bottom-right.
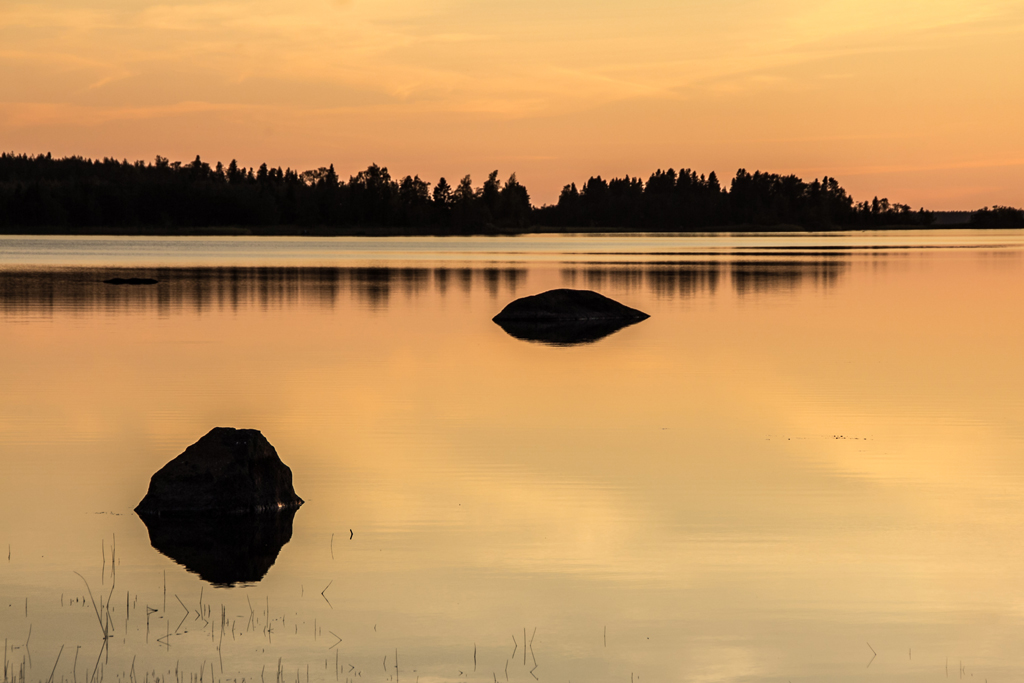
{"left": 140, "top": 508, "right": 298, "bottom": 586}
{"left": 492, "top": 289, "right": 649, "bottom": 346}
{"left": 135, "top": 428, "right": 303, "bottom": 516}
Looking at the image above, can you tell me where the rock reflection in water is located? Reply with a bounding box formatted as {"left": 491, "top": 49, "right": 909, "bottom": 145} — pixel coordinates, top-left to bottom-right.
{"left": 494, "top": 317, "right": 645, "bottom": 346}
{"left": 138, "top": 508, "right": 298, "bottom": 587}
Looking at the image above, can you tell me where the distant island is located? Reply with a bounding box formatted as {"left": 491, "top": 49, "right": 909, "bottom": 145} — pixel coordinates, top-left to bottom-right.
{"left": 1, "top": 153, "right": 1021, "bottom": 235}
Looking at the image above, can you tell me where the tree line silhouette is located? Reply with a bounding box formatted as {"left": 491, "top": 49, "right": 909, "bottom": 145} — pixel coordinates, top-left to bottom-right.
{"left": 540, "top": 168, "right": 933, "bottom": 229}
{"left": 0, "top": 152, "right": 1013, "bottom": 233}
{"left": 0, "top": 153, "right": 530, "bottom": 233}
{"left": 969, "top": 206, "right": 1024, "bottom": 229}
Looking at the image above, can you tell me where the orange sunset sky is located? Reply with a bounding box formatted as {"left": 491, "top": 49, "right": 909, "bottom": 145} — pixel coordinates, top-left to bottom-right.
{"left": 2, "top": 0, "right": 1022, "bottom": 208}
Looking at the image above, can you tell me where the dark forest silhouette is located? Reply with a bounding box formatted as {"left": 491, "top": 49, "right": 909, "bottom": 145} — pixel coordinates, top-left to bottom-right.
{"left": 970, "top": 206, "right": 1024, "bottom": 229}
{"left": 0, "top": 153, "right": 531, "bottom": 233}
{"left": 539, "top": 169, "right": 932, "bottom": 229}
{"left": 0, "top": 152, "right": 1017, "bottom": 233}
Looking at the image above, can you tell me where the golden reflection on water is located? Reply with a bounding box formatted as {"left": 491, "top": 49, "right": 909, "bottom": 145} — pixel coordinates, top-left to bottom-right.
{"left": 1, "top": 235, "right": 1023, "bottom": 682}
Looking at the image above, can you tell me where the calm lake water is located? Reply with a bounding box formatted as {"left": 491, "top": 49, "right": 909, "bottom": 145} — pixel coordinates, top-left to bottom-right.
{"left": 1, "top": 231, "right": 1023, "bottom": 683}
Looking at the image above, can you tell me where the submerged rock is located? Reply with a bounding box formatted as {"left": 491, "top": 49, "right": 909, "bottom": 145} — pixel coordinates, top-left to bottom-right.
{"left": 135, "top": 428, "right": 303, "bottom": 516}
{"left": 104, "top": 277, "right": 158, "bottom": 285}
{"left": 492, "top": 288, "right": 649, "bottom": 346}
{"left": 140, "top": 508, "right": 298, "bottom": 586}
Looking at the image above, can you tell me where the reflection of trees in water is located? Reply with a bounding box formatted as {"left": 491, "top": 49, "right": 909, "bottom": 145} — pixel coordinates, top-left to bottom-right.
{"left": 562, "top": 265, "right": 718, "bottom": 297}
{"left": 0, "top": 266, "right": 529, "bottom": 315}
{"left": 0, "top": 261, "right": 847, "bottom": 314}
{"left": 646, "top": 266, "right": 720, "bottom": 298}
{"left": 730, "top": 260, "right": 847, "bottom": 296}
{"left": 476, "top": 267, "right": 526, "bottom": 298}
{"left": 434, "top": 267, "right": 449, "bottom": 295}
{"left": 561, "top": 260, "right": 846, "bottom": 299}
{"left": 458, "top": 268, "right": 474, "bottom": 294}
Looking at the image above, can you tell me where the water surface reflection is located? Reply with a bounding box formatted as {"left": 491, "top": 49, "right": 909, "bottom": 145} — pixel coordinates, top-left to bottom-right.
{"left": 0, "top": 266, "right": 530, "bottom": 314}
{"left": 730, "top": 260, "right": 846, "bottom": 295}
{"left": 2, "top": 234, "right": 1023, "bottom": 683}
{"left": 0, "top": 260, "right": 849, "bottom": 315}
{"left": 139, "top": 508, "right": 299, "bottom": 587}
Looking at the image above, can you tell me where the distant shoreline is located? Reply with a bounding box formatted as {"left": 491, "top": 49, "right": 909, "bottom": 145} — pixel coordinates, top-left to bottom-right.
{"left": 5, "top": 153, "right": 1021, "bottom": 234}
{"left": 0, "top": 222, "right": 999, "bottom": 239}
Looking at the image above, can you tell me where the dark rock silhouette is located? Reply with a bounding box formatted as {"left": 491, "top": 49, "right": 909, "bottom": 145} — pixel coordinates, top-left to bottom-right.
{"left": 135, "top": 427, "right": 303, "bottom": 516}
{"left": 492, "top": 288, "right": 649, "bottom": 346}
{"left": 104, "top": 277, "right": 158, "bottom": 285}
{"left": 139, "top": 508, "right": 297, "bottom": 586}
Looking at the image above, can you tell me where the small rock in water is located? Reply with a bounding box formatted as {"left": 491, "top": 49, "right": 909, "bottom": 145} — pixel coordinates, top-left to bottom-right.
{"left": 135, "top": 427, "right": 304, "bottom": 516}
{"left": 104, "top": 277, "right": 158, "bottom": 285}
{"left": 492, "top": 288, "right": 649, "bottom": 346}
